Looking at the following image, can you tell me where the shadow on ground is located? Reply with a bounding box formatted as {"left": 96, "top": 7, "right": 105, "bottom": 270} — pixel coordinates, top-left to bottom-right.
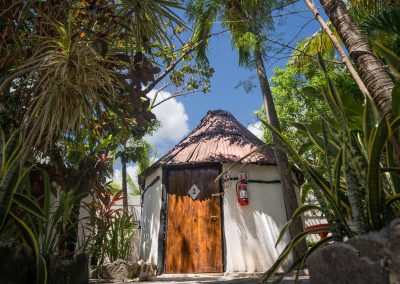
{"left": 90, "top": 274, "right": 310, "bottom": 284}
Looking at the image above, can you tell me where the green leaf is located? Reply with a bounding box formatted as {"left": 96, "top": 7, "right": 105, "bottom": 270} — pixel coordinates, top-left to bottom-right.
{"left": 13, "top": 193, "right": 44, "bottom": 220}
{"left": 367, "top": 118, "right": 390, "bottom": 230}
{"left": 391, "top": 116, "right": 400, "bottom": 131}
{"left": 364, "top": 97, "right": 381, "bottom": 150}
{"left": 333, "top": 149, "right": 343, "bottom": 201}
{"left": 10, "top": 212, "right": 47, "bottom": 284}
{"left": 0, "top": 159, "right": 21, "bottom": 229}
{"left": 386, "top": 140, "right": 400, "bottom": 194}
{"left": 301, "top": 183, "right": 313, "bottom": 204}
{"left": 392, "top": 83, "right": 400, "bottom": 118}
{"left": 385, "top": 193, "right": 400, "bottom": 207}
{"left": 271, "top": 236, "right": 333, "bottom": 284}
{"left": 264, "top": 227, "right": 332, "bottom": 281}
{"left": 318, "top": 54, "right": 347, "bottom": 127}
{"left": 374, "top": 42, "right": 400, "bottom": 76}
{"left": 261, "top": 120, "right": 351, "bottom": 236}
{"left": 301, "top": 86, "right": 323, "bottom": 99}
{"left": 275, "top": 204, "right": 323, "bottom": 247}
{"left": 293, "top": 122, "right": 339, "bottom": 157}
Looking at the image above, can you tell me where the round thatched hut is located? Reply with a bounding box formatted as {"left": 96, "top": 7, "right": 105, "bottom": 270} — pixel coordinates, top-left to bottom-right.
{"left": 139, "top": 110, "right": 297, "bottom": 274}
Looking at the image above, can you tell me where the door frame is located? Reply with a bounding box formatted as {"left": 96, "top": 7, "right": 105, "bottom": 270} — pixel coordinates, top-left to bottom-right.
{"left": 157, "top": 162, "right": 225, "bottom": 274}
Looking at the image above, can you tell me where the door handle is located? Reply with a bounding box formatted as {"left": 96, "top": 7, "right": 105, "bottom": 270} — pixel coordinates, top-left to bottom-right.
{"left": 210, "top": 215, "right": 218, "bottom": 221}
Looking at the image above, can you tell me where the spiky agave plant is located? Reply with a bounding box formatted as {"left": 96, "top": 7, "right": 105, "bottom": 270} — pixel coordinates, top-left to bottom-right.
{"left": 0, "top": 129, "right": 48, "bottom": 283}
{"left": 262, "top": 55, "right": 400, "bottom": 282}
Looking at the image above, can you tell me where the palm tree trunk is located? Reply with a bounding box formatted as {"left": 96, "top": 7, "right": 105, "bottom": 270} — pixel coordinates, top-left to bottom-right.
{"left": 254, "top": 49, "right": 307, "bottom": 257}
{"left": 122, "top": 148, "right": 128, "bottom": 214}
{"left": 319, "top": 0, "right": 394, "bottom": 117}
{"left": 303, "top": 0, "right": 371, "bottom": 100}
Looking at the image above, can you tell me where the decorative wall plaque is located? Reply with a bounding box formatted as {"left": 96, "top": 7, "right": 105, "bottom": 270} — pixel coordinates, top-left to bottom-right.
{"left": 188, "top": 184, "right": 200, "bottom": 200}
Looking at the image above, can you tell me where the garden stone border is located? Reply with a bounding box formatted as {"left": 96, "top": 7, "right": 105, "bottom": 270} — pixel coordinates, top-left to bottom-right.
{"left": 96, "top": 259, "right": 157, "bottom": 281}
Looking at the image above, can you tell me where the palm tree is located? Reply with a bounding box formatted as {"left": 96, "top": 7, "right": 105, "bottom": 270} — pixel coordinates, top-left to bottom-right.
{"left": 317, "top": 0, "right": 395, "bottom": 117}
{"left": 189, "top": 0, "right": 307, "bottom": 257}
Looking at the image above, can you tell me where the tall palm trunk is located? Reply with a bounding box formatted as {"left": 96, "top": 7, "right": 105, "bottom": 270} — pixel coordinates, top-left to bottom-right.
{"left": 319, "top": 0, "right": 394, "bottom": 117}
{"left": 122, "top": 145, "right": 128, "bottom": 214}
{"left": 254, "top": 49, "right": 307, "bottom": 257}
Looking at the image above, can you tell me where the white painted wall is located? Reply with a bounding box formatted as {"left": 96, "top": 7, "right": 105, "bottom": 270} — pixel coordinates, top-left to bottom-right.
{"left": 139, "top": 167, "right": 163, "bottom": 264}
{"left": 76, "top": 194, "right": 94, "bottom": 253}
{"left": 222, "top": 163, "right": 291, "bottom": 272}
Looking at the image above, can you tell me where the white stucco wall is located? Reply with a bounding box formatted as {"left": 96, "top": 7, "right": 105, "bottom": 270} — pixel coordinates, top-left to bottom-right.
{"left": 139, "top": 167, "right": 163, "bottom": 264}
{"left": 222, "top": 163, "right": 291, "bottom": 272}
{"left": 76, "top": 194, "right": 94, "bottom": 252}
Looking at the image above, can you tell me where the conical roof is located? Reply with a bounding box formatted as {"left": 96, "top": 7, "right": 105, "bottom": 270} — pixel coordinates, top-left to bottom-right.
{"left": 143, "top": 110, "right": 277, "bottom": 176}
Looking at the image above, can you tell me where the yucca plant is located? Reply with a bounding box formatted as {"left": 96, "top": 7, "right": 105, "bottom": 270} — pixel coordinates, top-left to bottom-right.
{"left": 2, "top": 17, "right": 122, "bottom": 149}
{"left": 0, "top": 129, "right": 47, "bottom": 283}
{"left": 0, "top": 0, "right": 188, "bottom": 150}
{"left": 262, "top": 55, "right": 400, "bottom": 282}
{"left": 30, "top": 187, "right": 75, "bottom": 257}
{"left": 106, "top": 213, "right": 137, "bottom": 263}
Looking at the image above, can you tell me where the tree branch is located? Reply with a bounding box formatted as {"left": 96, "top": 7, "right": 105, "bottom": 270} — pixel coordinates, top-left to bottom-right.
{"left": 141, "top": 41, "right": 201, "bottom": 96}
{"left": 152, "top": 87, "right": 198, "bottom": 109}
{"left": 150, "top": 81, "right": 173, "bottom": 108}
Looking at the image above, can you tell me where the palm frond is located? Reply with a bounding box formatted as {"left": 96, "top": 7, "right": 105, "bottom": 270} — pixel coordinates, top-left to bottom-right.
{"left": 289, "top": 27, "right": 339, "bottom": 71}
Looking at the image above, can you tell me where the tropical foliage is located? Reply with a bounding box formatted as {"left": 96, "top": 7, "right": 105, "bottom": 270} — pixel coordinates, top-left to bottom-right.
{"left": 0, "top": 0, "right": 212, "bottom": 282}
{"left": 1, "top": 0, "right": 400, "bottom": 282}
{"left": 82, "top": 189, "right": 137, "bottom": 266}
{"left": 262, "top": 55, "right": 400, "bottom": 282}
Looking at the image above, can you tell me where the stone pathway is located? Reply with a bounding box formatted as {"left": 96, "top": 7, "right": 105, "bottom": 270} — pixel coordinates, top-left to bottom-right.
{"left": 90, "top": 273, "right": 310, "bottom": 284}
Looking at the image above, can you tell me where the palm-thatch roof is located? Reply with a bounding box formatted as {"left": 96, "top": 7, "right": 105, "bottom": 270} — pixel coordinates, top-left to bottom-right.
{"left": 142, "top": 110, "right": 277, "bottom": 178}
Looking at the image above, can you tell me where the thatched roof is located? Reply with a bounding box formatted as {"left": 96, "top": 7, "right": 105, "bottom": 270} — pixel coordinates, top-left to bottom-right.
{"left": 142, "top": 110, "right": 277, "bottom": 177}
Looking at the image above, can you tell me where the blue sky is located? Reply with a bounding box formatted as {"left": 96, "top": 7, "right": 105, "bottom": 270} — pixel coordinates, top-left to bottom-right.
{"left": 116, "top": 1, "right": 325, "bottom": 182}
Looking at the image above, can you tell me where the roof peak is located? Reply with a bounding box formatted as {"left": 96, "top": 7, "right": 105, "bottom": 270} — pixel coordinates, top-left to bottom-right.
{"left": 206, "top": 109, "right": 233, "bottom": 116}
{"left": 201, "top": 110, "right": 234, "bottom": 123}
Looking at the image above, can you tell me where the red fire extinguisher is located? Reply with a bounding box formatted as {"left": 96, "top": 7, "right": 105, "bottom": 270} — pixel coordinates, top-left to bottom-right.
{"left": 236, "top": 182, "right": 249, "bottom": 206}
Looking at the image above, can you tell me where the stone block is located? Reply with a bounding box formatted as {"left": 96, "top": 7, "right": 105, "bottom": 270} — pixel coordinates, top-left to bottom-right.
{"left": 307, "top": 219, "right": 400, "bottom": 284}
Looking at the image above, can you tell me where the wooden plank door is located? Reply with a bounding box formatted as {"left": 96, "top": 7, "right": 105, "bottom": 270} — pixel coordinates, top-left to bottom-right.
{"left": 165, "top": 166, "right": 223, "bottom": 273}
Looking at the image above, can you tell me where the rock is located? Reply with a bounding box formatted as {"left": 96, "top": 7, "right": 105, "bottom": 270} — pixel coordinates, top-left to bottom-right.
{"left": 97, "top": 259, "right": 157, "bottom": 281}
{"left": 0, "top": 242, "right": 89, "bottom": 284}
{"left": 0, "top": 242, "right": 34, "bottom": 284}
{"left": 387, "top": 221, "right": 400, "bottom": 284}
{"left": 98, "top": 259, "right": 137, "bottom": 280}
{"left": 46, "top": 253, "right": 89, "bottom": 284}
{"left": 89, "top": 265, "right": 98, "bottom": 279}
{"left": 138, "top": 262, "right": 157, "bottom": 281}
{"left": 307, "top": 219, "right": 400, "bottom": 284}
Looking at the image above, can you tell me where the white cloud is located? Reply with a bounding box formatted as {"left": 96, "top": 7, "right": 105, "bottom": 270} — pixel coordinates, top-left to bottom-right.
{"left": 247, "top": 121, "right": 263, "bottom": 139}
{"left": 145, "top": 90, "right": 189, "bottom": 152}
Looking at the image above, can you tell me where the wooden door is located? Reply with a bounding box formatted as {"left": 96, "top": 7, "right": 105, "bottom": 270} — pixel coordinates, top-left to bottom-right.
{"left": 165, "top": 166, "right": 223, "bottom": 273}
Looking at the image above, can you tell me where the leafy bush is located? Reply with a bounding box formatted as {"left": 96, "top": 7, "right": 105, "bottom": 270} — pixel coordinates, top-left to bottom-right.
{"left": 106, "top": 213, "right": 136, "bottom": 263}
{"left": 83, "top": 189, "right": 138, "bottom": 266}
